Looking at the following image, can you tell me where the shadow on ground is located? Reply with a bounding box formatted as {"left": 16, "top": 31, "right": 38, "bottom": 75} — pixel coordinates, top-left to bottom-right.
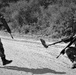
{"left": 0, "top": 66, "right": 66, "bottom": 74}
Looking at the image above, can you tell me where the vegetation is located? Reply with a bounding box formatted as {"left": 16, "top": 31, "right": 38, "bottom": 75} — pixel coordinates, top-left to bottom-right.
{"left": 0, "top": 0, "right": 76, "bottom": 38}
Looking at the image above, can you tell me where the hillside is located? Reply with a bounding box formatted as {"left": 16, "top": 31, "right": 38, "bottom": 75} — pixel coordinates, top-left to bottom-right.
{"left": 0, "top": 0, "right": 76, "bottom": 38}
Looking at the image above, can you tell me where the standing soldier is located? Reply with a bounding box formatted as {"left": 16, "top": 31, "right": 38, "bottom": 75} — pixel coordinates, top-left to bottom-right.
{"left": 0, "top": 13, "right": 12, "bottom": 65}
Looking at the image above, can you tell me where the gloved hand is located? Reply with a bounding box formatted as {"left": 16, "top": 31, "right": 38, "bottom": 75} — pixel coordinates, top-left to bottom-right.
{"left": 60, "top": 49, "right": 65, "bottom": 55}
{"left": 56, "top": 48, "right": 66, "bottom": 58}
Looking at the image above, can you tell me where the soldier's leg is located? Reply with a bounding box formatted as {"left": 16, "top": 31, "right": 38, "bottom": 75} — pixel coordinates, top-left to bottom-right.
{"left": 0, "top": 38, "right": 12, "bottom": 65}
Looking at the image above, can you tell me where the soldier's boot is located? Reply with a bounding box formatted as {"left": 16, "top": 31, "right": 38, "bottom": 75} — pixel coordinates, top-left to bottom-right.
{"left": 1, "top": 57, "right": 12, "bottom": 65}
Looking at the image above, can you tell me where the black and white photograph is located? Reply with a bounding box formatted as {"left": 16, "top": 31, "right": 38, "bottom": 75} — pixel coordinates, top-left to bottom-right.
{"left": 0, "top": 0, "right": 76, "bottom": 75}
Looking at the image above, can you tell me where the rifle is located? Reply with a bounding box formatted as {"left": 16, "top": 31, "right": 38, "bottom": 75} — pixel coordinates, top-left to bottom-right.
{"left": 4, "top": 23, "right": 14, "bottom": 39}
{"left": 56, "top": 36, "right": 76, "bottom": 58}
{"left": 0, "top": 16, "right": 14, "bottom": 39}
{"left": 40, "top": 37, "right": 73, "bottom": 48}
{"left": 40, "top": 39, "right": 62, "bottom": 48}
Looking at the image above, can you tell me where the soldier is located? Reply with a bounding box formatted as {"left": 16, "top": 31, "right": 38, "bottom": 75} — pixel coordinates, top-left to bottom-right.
{"left": 60, "top": 16, "right": 76, "bottom": 69}
{"left": 0, "top": 13, "right": 12, "bottom": 65}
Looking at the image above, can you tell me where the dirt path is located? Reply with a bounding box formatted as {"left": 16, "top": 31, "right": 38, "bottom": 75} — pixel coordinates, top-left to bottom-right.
{"left": 0, "top": 37, "right": 76, "bottom": 75}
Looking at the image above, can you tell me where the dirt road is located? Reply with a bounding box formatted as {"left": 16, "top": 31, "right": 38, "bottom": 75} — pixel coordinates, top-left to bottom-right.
{"left": 0, "top": 36, "right": 76, "bottom": 75}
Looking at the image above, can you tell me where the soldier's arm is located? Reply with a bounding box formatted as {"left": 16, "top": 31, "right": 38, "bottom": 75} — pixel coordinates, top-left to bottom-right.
{"left": 61, "top": 36, "right": 73, "bottom": 43}
{"left": 56, "top": 38, "right": 76, "bottom": 58}
{"left": 61, "top": 37, "right": 76, "bottom": 55}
